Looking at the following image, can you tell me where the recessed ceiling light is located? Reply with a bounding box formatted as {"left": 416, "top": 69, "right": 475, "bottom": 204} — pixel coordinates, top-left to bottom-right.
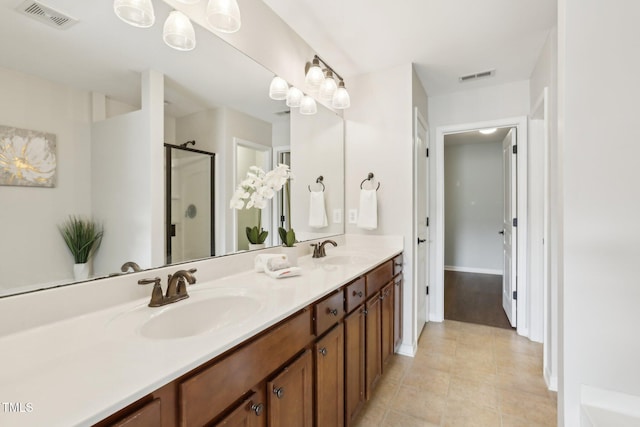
{"left": 479, "top": 128, "right": 497, "bottom": 135}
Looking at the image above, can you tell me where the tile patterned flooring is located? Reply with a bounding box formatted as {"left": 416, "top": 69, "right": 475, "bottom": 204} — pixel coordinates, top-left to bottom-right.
{"left": 353, "top": 320, "right": 557, "bottom": 427}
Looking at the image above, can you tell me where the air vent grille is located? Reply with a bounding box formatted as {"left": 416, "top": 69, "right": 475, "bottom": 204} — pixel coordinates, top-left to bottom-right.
{"left": 16, "top": 0, "right": 77, "bottom": 30}
{"left": 459, "top": 70, "right": 495, "bottom": 83}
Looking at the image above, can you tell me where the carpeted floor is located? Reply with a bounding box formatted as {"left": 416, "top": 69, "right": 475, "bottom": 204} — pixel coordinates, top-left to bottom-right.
{"left": 444, "top": 270, "right": 513, "bottom": 330}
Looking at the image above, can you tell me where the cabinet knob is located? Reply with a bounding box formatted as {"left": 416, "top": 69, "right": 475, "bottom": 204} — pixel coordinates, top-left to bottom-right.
{"left": 250, "top": 402, "right": 264, "bottom": 416}
{"left": 273, "top": 386, "right": 284, "bottom": 399}
{"left": 328, "top": 308, "right": 339, "bottom": 316}
{"left": 319, "top": 347, "right": 328, "bottom": 356}
{"left": 363, "top": 309, "right": 368, "bottom": 315}
{"left": 353, "top": 290, "right": 363, "bottom": 298}
{"left": 394, "top": 262, "right": 402, "bottom": 267}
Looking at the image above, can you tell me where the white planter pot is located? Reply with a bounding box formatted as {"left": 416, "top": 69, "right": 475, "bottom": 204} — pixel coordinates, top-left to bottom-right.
{"left": 73, "top": 263, "right": 90, "bottom": 281}
{"left": 248, "top": 243, "right": 266, "bottom": 250}
{"left": 280, "top": 245, "right": 298, "bottom": 266}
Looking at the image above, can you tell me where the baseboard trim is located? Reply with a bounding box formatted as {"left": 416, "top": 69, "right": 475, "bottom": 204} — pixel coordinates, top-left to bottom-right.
{"left": 444, "top": 265, "right": 503, "bottom": 275}
{"left": 397, "top": 342, "right": 417, "bottom": 357}
{"left": 544, "top": 367, "right": 558, "bottom": 391}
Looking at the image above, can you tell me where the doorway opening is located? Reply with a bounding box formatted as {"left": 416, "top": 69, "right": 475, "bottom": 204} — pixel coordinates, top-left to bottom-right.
{"left": 442, "top": 127, "right": 514, "bottom": 329}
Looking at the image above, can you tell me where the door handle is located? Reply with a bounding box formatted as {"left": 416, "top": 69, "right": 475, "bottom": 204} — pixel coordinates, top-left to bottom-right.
{"left": 498, "top": 230, "right": 505, "bottom": 235}
{"left": 417, "top": 238, "right": 426, "bottom": 244}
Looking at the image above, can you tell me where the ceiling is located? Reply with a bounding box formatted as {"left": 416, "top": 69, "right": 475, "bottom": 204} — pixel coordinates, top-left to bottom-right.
{"left": 262, "top": 0, "right": 557, "bottom": 96}
{"left": 444, "top": 127, "right": 511, "bottom": 146}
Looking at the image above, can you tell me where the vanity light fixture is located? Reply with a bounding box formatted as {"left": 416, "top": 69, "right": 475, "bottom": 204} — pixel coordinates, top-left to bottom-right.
{"left": 113, "top": 0, "right": 155, "bottom": 28}
{"left": 332, "top": 80, "right": 351, "bottom": 109}
{"left": 269, "top": 76, "right": 289, "bottom": 100}
{"left": 305, "top": 57, "right": 325, "bottom": 90}
{"left": 319, "top": 70, "right": 337, "bottom": 102}
{"left": 286, "top": 87, "right": 304, "bottom": 108}
{"left": 479, "top": 128, "right": 498, "bottom": 135}
{"left": 163, "top": 10, "right": 196, "bottom": 51}
{"left": 206, "top": 0, "right": 241, "bottom": 33}
{"left": 300, "top": 95, "right": 318, "bottom": 115}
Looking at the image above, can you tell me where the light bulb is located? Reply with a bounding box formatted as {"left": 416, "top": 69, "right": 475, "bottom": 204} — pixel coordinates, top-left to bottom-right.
{"left": 163, "top": 11, "right": 196, "bottom": 51}
{"left": 269, "top": 76, "right": 289, "bottom": 100}
{"left": 300, "top": 96, "right": 318, "bottom": 115}
{"left": 286, "top": 87, "right": 303, "bottom": 108}
{"left": 206, "top": 0, "right": 241, "bottom": 33}
{"left": 113, "top": 0, "right": 155, "bottom": 28}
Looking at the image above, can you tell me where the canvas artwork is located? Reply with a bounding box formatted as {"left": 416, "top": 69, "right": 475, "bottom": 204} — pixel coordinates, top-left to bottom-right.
{"left": 0, "top": 125, "right": 57, "bottom": 187}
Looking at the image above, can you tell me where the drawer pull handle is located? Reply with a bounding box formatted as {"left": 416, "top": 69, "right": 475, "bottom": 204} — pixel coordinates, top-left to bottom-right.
{"left": 319, "top": 347, "right": 328, "bottom": 356}
{"left": 353, "top": 290, "right": 363, "bottom": 298}
{"left": 250, "top": 402, "right": 264, "bottom": 416}
{"left": 328, "top": 308, "right": 339, "bottom": 316}
{"left": 363, "top": 309, "right": 368, "bottom": 315}
{"left": 273, "top": 387, "right": 284, "bottom": 399}
{"left": 395, "top": 262, "right": 402, "bottom": 267}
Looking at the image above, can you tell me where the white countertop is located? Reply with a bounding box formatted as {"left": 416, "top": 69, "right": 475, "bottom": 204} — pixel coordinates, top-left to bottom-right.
{"left": 0, "top": 236, "right": 402, "bottom": 427}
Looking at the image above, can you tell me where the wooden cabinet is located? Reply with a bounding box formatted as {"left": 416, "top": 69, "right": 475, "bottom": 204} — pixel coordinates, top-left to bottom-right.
{"left": 315, "top": 324, "right": 344, "bottom": 427}
{"left": 380, "top": 281, "right": 394, "bottom": 366}
{"left": 213, "top": 389, "right": 266, "bottom": 427}
{"left": 267, "top": 350, "right": 313, "bottom": 427}
{"left": 364, "top": 295, "right": 382, "bottom": 400}
{"left": 344, "top": 307, "right": 365, "bottom": 426}
{"left": 108, "top": 399, "right": 161, "bottom": 427}
{"left": 393, "top": 274, "right": 403, "bottom": 352}
{"left": 345, "top": 277, "right": 366, "bottom": 313}
{"left": 314, "top": 289, "right": 345, "bottom": 336}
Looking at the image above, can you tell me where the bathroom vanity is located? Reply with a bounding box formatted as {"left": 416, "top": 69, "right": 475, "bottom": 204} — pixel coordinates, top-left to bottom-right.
{"left": 0, "top": 236, "right": 404, "bottom": 427}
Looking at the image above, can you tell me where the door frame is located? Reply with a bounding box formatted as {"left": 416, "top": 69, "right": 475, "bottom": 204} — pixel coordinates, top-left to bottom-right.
{"left": 433, "top": 116, "right": 529, "bottom": 337}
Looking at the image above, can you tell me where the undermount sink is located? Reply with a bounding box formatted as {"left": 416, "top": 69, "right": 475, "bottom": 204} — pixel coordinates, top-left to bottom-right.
{"left": 140, "top": 294, "right": 262, "bottom": 339}
{"left": 321, "top": 253, "right": 376, "bottom": 266}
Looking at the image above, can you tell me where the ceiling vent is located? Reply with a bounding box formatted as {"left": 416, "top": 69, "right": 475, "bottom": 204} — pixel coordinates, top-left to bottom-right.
{"left": 459, "top": 70, "right": 495, "bottom": 83}
{"left": 16, "top": 0, "right": 78, "bottom": 30}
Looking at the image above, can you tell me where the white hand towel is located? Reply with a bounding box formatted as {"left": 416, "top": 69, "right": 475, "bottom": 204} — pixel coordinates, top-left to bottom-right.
{"left": 357, "top": 189, "right": 378, "bottom": 230}
{"left": 254, "top": 254, "right": 287, "bottom": 272}
{"left": 308, "top": 190, "right": 328, "bottom": 228}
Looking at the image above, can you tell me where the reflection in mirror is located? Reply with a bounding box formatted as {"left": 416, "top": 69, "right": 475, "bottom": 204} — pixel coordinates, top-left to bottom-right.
{"left": 0, "top": 0, "right": 344, "bottom": 298}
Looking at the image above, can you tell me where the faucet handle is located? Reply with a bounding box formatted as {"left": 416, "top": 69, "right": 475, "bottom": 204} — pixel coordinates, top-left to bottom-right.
{"left": 138, "top": 277, "right": 161, "bottom": 286}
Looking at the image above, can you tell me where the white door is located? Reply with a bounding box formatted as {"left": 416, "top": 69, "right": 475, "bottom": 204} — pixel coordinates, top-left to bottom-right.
{"left": 415, "top": 108, "right": 429, "bottom": 334}
{"left": 502, "top": 129, "right": 517, "bottom": 327}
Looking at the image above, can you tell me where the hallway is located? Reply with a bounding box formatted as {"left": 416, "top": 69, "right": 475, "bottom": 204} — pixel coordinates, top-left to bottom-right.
{"left": 353, "top": 321, "right": 556, "bottom": 426}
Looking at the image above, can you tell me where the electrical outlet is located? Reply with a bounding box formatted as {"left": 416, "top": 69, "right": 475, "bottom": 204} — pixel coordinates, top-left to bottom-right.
{"left": 333, "top": 209, "right": 342, "bottom": 223}
{"left": 348, "top": 209, "right": 358, "bottom": 224}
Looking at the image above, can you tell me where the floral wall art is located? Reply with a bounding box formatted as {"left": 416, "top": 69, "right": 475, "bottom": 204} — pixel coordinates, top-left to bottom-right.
{"left": 0, "top": 125, "right": 56, "bottom": 187}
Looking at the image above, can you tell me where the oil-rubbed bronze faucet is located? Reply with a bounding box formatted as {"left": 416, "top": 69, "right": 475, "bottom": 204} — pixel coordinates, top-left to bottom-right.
{"left": 138, "top": 268, "right": 197, "bottom": 307}
{"left": 310, "top": 240, "right": 338, "bottom": 258}
{"left": 121, "top": 261, "right": 142, "bottom": 273}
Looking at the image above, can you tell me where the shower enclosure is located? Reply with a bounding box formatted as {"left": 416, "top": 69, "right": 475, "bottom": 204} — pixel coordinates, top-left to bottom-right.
{"left": 165, "top": 143, "right": 215, "bottom": 264}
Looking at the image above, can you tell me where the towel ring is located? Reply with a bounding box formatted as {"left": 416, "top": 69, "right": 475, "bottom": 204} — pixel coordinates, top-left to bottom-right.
{"left": 308, "top": 176, "right": 325, "bottom": 192}
{"left": 360, "top": 172, "right": 381, "bottom": 191}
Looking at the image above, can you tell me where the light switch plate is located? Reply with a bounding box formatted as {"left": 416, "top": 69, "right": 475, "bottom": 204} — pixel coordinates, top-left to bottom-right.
{"left": 348, "top": 209, "right": 358, "bottom": 224}
{"left": 333, "top": 209, "right": 342, "bottom": 223}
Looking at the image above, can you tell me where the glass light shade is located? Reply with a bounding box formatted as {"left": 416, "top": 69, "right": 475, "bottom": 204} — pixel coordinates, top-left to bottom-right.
{"left": 479, "top": 128, "right": 498, "bottom": 134}
{"left": 113, "top": 0, "right": 155, "bottom": 28}
{"left": 332, "top": 81, "right": 350, "bottom": 109}
{"left": 206, "top": 0, "right": 241, "bottom": 33}
{"left": 175, "top": 0, "right": 200, "bottom": 3}
{"left": 319, "top": 71, "right": 337, "bottom": 101}
{"left": 269, "top": 76, "right": 289, "bottom": 100}
{"left": 163, "top": 11, "right": 196, "bottom": 51}
{"left": 300, "top": 96, "right": 318, "bottom": 115}
{"left": 305, "top": 59, "right": 324, "bottom": 89}
{"left": 286, "top": 87, "right": 303, "bottom": 108}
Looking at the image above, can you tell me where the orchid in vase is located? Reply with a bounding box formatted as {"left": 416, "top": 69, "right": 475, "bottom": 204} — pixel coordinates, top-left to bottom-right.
{"left": 230, "top": 164, "right": 292, "bottom": 245}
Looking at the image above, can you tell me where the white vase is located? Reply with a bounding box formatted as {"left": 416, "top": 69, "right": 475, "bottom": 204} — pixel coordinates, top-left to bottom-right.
{"left": 281, "top": 245, "right": 298, "bottom": 266}
{"left": 248, "top": 243, "right": 266, "bottom": 250}
{"left": 73, "top": 263, "right": 90, "bottom": 281}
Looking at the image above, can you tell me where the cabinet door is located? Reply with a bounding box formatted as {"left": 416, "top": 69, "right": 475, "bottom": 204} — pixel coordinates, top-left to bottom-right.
{"left": 109, "top": 399, "right": 161, "bottom": 427}
{"left": 315, "top": 324, "right": 344, "bottom": 427}
{"left": 213, "top": 389, "right": 266, "bottom": 427}
{"left": 344, "top": 307, "right": 365, "bottom": 426}
{"left": 365, "top": 295, "right": 382, "bottom": 400}
{"left": 267, "top": 350, "right": 313, "bottom": 427}
{"left": 393, "top": 275, "right": 403, "bottom": 352}
{"left": 380, "top": 282, "right": 394, "bottom": 366}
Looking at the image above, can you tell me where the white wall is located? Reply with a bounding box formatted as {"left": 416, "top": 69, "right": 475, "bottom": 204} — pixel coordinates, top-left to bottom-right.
{"left": 444, "top": 140, "right": 503, "bottom": 273}
{"left": 559, "top": 1, "right": 640, "bottom": 425}
{"left": 345, "top": 63, "right": 417, "bottom": 351}
{"left": 0, "top": 66, "right": 92, "bottom": 291}
{"left": 529, "top": 28, "right": 559, "bottom": 390}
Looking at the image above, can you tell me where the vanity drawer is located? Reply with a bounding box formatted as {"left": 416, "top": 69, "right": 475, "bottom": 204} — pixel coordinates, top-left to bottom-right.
{"left": 392, "top": 254, "right": 403, "bottom": 276}
{"left": 314, "top": 290, "right": 345, "bottom": 336}
{"left": 365, "top": 261, "right": 393, "bottom": 297}
{"left": 179, "top": 309, "right": 313, "bottom": 427}
{"left": 345, "top": 277, "right": 366, "bottom": 313}
{"left": 108, "top": 399, "right": 161, "bottom": 427}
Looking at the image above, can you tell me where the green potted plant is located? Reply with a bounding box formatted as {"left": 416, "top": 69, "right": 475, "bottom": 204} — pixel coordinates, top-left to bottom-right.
{"left": 230, "top": 164, "right": 292, "bottom": 250}
{"left": 58, "top": 215, "right": 103, "bottom": 280}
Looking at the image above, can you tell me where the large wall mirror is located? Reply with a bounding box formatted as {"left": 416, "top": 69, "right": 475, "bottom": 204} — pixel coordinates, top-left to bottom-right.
{"left": 0, "top": 0, "right": 344, "bottom": 297}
